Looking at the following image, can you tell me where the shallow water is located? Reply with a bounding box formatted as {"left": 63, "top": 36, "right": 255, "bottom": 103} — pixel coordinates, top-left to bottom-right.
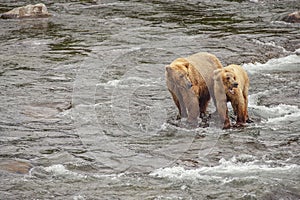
{"left": 0, "top": 0, "right": 299, "bottom": 199}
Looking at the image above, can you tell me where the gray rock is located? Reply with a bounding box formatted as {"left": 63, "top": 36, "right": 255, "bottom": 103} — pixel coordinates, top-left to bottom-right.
{"left": 1, "top": 3, "right": 51, "bottom": 19}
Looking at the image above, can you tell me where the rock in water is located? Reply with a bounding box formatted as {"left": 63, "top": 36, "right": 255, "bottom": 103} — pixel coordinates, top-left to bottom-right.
{"left": 0, "top": 3, "right": 51, "bottom": 19}
{"left": 283, "top": 11, "right": 300, "bottom": 23}
{"left": 0, "top": 159, "right": 33, "bottom": 174}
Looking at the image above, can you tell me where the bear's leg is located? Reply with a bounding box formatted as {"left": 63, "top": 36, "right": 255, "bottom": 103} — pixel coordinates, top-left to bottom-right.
{"left": 186, "top": 94, "right": 200, "bottom": 127}
{"left": 212, "top": 81, "right": 231, "bottom": 129}
{"left": 217, "top": 101, "right": 230, "bottom": 129}
{"left": 231, "top": 90, "right": 246, "bottom": 125}
{"left": 234, "top": 102, "right": 246, "bottom": 124}
{"left": 169, "top": 89, "right": 187, "bottom": 119}
{"left": 236, "top": 107, "right": 246, "bottom": 124}
{"left": 223, "top": 108, "right": 231, "bottom": 129}
{"left": 213, "top": 96, "right": 231, "bottom": 129}
{"left": 199, "top": 96, "right": 210, "bottom": 118}
{"left": 232, "top": 102, "right": 238, "bottom": 116}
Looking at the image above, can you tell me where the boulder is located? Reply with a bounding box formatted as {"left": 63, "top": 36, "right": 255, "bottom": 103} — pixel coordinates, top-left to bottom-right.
{"left": 283, "top": 11, "right": 300, "bottom": 23}
{"left": 0, "top": 3, "right": 51, "bottom": 19}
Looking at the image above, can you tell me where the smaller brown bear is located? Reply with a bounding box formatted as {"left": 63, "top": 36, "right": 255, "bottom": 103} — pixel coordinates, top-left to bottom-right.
{"left": 213, "top": 64, "right": 251, "bottom": 129}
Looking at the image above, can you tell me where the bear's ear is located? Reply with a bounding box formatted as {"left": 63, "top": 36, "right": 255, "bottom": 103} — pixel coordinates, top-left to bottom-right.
{"left": 165, "top": 65, "right": 176, "bottom": 76}
{"left": 182, "top": 60, "right": 190, "bottom": 69}
{"left": 214, "top": 69, "right": 222, "bottom": 75}
{"left": 175, "top": 58, "right": 189, "bottom": 69}
{"left": 165, "top": 65, "right": 171, "bottom": 72}
{"left": 213, "top": 69, "right": 222, "bottom": 80}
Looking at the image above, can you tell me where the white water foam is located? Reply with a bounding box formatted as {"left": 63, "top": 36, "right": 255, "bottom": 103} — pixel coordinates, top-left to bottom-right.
{"left": 96, "top": 76, "right": 163, "bottom": 91}
{"left": 248, "top": 92, "right": 300, "bottom": 123}
{"left": 150, "top": 156, "right": 299, "bottom": 182}
{"left": 160, "top": 122, "right": 225, "bottom": 134}
{"left": 73, "top": 195, "right": 86, "bottom": 200}
{"left": 44, "top": 164, "right": 87, "bottom": 179}
{"left": 243, "top": 53, "right": 300, "bottom": 74}
{"left": 43, "top": 164, "right": 125, "bottom": 181}
{"left": 244, "top": 53, "right": 300, "bottom": 124}
{"left": 267, "top": 111, "right": 300, "bottom": 124}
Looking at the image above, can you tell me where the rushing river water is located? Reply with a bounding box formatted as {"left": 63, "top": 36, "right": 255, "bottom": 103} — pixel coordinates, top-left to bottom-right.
{"left": 0, "top": 0, "right": 300, "bottom": 199}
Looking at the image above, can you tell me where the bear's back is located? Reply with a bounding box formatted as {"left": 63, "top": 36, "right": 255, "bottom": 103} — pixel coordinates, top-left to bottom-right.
{"left": 186, "top": 52, "right": 223, "bottom": 88}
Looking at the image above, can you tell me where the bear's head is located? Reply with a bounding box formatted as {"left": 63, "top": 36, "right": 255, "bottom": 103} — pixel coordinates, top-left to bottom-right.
{"left": 165, "top": 58, "right": 199, "bottom": 126}
{"left": 165, "top": 58, "right": 193, "bottom": 91}
{"left": 214, "top": 68, "right": 238, "bottom": 95}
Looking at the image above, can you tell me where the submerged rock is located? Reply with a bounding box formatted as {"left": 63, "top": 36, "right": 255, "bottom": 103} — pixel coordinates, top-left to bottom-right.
{"left": 282, "top": 11, "right": 300, "bottom": 23}
{"left": 0, "top": 3, "right": 51, "bottom": 19}
{"left": 0, "top": 159, "right": 33, "bottom": 174}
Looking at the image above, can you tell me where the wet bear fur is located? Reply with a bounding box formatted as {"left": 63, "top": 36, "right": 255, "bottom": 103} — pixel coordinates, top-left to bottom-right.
{"left": 165, "top": 52, "right": 223, "bottom": 126}
{"left": 213, "top": 64, "right": 251, "bottom": 128}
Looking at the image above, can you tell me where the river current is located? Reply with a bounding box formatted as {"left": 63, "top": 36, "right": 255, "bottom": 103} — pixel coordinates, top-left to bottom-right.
{"left": 0, "top": 0, "right": 299, "bottom": 199}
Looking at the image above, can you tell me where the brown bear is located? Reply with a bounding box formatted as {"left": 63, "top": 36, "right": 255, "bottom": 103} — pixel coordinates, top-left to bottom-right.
{"left": 165, "top": 52, "right": 223, "bottom": 126}
{"left": 213, "top": 64, "right": 251, "bottom": 129}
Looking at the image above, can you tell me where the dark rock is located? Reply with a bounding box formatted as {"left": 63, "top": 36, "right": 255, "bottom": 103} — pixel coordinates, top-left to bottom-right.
{"left": 282, "top": 11, "right": 300, "bottom": 23}
{"left": 0, "top": 3, "right": 51, "bottom": 19}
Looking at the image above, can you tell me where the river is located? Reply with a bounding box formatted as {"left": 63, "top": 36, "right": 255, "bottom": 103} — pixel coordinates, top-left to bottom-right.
{"left": 0, "top": 0, "right": 299, "bottom": 199}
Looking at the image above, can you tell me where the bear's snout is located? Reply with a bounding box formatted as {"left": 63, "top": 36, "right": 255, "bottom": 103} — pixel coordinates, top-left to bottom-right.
{"left": 232, "top": 82, "right": 238, "bottom": 88}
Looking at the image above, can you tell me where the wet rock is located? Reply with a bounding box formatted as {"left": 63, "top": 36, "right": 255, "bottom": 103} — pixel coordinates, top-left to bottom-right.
{"left": 282, "top": 11, "right": 300, "bottom": 23}
{"left": 0, "top": 159, "right": 33, "bottom": 174}
{"left": 0, "top": 3, "right": 51, "bottom": 19}
{"left": 22, "top": 101, "right": 72, "bottom": 119}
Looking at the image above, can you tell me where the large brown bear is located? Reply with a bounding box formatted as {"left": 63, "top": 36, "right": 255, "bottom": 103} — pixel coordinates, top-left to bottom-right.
{"left": 213, "top": 64, "right": 251, "bottom": 129}
{"left": 165, "top": 52, "right": 223, "bottom": 126}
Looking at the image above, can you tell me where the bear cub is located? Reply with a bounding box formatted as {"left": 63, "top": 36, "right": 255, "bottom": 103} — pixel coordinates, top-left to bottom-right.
{"left": 213, "top": 64, "right": 252, "bottom": 129}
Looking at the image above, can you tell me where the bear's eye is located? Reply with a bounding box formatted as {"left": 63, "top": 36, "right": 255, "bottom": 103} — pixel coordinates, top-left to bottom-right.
{"left": 233, "top": 77, "right": 236, "bottom": 80}
{"left": 226, "top": 77, "right": 230, "bottom": 81}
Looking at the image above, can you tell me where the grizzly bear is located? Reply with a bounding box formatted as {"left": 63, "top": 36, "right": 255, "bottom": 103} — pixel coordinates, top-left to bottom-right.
{"left": 213, "top": 64, "right": 251, "bottom": 129}
{"left": 165, "top": 52, "right": 223, "bottom": 126}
